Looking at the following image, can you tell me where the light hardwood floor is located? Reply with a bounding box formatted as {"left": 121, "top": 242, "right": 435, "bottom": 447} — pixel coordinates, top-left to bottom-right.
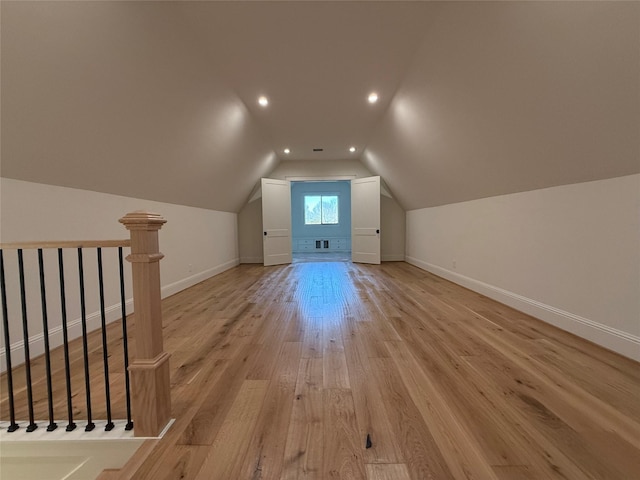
{"left": 2, "top": 261, "right": 640, "bottom": 479}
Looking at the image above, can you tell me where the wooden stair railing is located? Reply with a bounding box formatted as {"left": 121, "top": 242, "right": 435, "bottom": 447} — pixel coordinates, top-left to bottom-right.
{"left": 0, "top": 211, "right": 171, "bottom": 438}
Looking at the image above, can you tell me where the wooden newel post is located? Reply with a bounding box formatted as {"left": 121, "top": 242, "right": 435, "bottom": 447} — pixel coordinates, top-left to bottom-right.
{"left": 119, "top": 211, "right": 171, "bottom": 437}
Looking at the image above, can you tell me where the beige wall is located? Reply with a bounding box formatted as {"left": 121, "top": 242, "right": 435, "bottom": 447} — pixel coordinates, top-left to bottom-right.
{"left": 0, "top": 178, "right": 239, "bottom": 370}
{"left": 381, "top": 195, "right": 406, "bottom": 262}
{"left": 238, "top": 160, "right": 406, "bottom": 263}
{"left": 238, "top": 199, "right": 264, "bottom": 264}
{"left": 405, "top": 175, "right": 640, "bottom": 360}
{"left": 267, "top": 159, "right": 373, "bottom": 181}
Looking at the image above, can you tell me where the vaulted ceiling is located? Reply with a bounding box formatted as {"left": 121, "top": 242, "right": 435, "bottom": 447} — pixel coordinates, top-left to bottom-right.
{"left": 2, "top": 1, "right": 638, "bottom": 212}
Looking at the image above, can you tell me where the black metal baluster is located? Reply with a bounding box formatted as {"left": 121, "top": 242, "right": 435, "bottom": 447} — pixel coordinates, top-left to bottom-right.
{"left": 97, "top": 248, "right": 114, "bottom": 431}
{"left": 77, "top": 248, "right": 95, "bottom": 431}
{"left": 18, "top": 249, "right": 37, "bottom": 432}
{"left": 119, "top": 247, "right": 133, "bottom": 430}
{"left": 58, "top": 249, "right": 76, "bottom": 431}
{"left": 0, "top": 250, "right": 19, "bottom": 432}
{"left": 38, "top": 249, "right": 57, "bottom": 431}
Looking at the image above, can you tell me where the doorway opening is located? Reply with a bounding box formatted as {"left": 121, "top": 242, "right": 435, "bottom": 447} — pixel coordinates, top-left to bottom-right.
{"left": 291, "top": 181, "right": 351, "bottom": 263}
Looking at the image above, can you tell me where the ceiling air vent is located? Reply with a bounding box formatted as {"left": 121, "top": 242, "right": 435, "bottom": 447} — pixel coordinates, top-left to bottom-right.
{"left": 313, "top": 148, "right": 324, "bottom": 152}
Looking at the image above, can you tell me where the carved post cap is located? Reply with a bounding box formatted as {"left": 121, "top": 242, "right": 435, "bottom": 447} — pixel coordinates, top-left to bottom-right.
{"left": 119, "top": 211, "right": 167, "bottom": 230}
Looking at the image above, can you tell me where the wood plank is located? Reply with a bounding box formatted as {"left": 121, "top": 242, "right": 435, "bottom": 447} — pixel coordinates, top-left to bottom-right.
{"left": 462, "top": 349, "right": 637, "bottom": 474}
{"left": 323, "top": 349, "right": 350, "bottom": 389}
{"left": 462, "top": 307, "right": 640, "bottom": 451}
{"left": 238, "top": 342, "right": 302, "bottom": 479}
{"left": 282, "top": 357, "right": 324, "bottom": 480}
{"left": 177, "top": 342, "right": 257, "bottom": 446}
{"left": 491, "top": 466, "right": 536, "bottom": 480}
{"left": 365, "top": 463, "right": 412, "bottom": 480}
{"left": 344, "top": 334, "right": 404, "bottom": 465}
{"left": 138, "top": 445, "right": 210, "bottom": 480}
{"left": 387, "top": 316, "right": 529, "bottom": 468}
{"left": 385, "top": 340, "right": 498, "bottom": 480}
{"left": 301, "top": 325, "right": 323, "bottom": 359}
{"left": 367, "top": 357, "right": 455, "bottom": 480}
{"left": 323, "top": 388, "right": 366, "bottom": 479}
{"left": 194, "top": 380, "right": 268, "bottom": 479}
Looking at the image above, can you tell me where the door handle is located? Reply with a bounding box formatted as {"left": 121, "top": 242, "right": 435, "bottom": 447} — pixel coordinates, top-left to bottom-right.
{"left": 376, "top": 229, "right": 380, "bottom": 234}
{"left": 264, "top": 231, "right": 267, "bottom": 236}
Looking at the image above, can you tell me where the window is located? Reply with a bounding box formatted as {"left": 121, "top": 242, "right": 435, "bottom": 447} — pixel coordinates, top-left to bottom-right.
{"left": 304, "top": 195, "right": 339, "bottom": 225}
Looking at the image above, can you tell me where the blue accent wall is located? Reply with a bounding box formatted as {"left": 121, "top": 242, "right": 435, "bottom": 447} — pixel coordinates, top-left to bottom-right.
{"left": 291, "top": 181, "right": 351, "bottom": 250}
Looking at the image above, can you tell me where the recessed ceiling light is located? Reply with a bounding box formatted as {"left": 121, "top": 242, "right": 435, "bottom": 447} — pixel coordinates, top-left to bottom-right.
{"left": 284, "top": 148, "right": 290, "bottom": 154}
{"left": 258, "top": 96, "right": 269, "bottom": 107}
{"left": 349, "top": 146, "right": 356, "bottom": 153}
{"left": 368, "top": 92, "right": 379, "bottom": 104}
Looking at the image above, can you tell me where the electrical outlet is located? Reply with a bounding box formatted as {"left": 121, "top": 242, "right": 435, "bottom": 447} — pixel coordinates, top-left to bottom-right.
{"left": 188, "top": 264, "right": 193, "bottom": 273}
{"left": 452, "top": 259, "right": 457, "bottom": 269}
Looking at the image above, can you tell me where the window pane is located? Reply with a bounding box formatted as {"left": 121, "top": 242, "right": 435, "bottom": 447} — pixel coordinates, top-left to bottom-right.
{"left": 321, "top": 195, "right": 338, "bottom": 224}
{"left": 304, "top": 195, "right": 321, "bottom": 224}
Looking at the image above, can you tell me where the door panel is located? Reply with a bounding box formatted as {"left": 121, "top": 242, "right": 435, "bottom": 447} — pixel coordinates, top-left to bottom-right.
{"left": 262, "top": 178, "right": 292, "bottom": 266}
{"left": 351, "top": 176, "right": 380, "bottom": 264}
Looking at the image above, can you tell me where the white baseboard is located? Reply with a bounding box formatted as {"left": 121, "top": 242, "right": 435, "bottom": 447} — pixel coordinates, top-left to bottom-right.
{"left": 161, "top": 258, "right": 240, "bottom": 298}
{"left": 382, "top": 254, "right": 405, "bottom": 262}
{"left": 240, "top": 256, "right": 264, "bottom": 264}
{"left": 242, "top": 254, "right": 404, "bottom": 263}
{"left": 405, "top": 256, "right": 640, "bottom": 361}
{"left": 0, "top": 258, "right": 241, "bottom": 372}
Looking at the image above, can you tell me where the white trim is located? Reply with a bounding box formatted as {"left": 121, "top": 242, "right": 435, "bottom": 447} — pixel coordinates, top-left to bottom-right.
{"left": 382, "top": 254, "right": 405, "bottom": 262}
{"left": 406, "top": 256, "right": 640, "bottom": 361}
{"left": 0, "top": 418, "right": 174, "bottom": 441}
{"left": 285, "top": 175, "right": 357, "bottom": 181}
{"left": 160, "top": 258, "right": 239, "bottom": 299}
{"left": 240, "top": 256, "right": 264, "bottom": 264}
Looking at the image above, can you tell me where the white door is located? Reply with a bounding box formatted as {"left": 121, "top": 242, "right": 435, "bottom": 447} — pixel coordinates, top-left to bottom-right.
{"left": 262, "top": 178, "right": 292, "bottom": 266}
{"left": 351, "top": 176, "right": 380, "bottom": 264}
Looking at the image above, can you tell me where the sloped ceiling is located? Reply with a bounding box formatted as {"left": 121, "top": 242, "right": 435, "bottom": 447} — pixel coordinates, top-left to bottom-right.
{"left": 175, "top": 1, "right": 435, "bottom": 162}
{"left": 364, "top": 2, "right": 640, "bottom": 210}
{"left": 2, "top": 2, "right": 638, "bottom": 213}
{"left": 0, "top": 1, "right": 277, "bottom": 213}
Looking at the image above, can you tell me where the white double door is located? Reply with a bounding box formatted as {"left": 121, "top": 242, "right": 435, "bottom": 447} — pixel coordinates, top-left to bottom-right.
{"left": 261, "top": 176, "right": 380, "bottom": 266}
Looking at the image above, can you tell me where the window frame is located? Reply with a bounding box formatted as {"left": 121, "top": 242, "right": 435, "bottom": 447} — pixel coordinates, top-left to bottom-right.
{"left": 303, "top": 193, "right": 340, "bottom": 226}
